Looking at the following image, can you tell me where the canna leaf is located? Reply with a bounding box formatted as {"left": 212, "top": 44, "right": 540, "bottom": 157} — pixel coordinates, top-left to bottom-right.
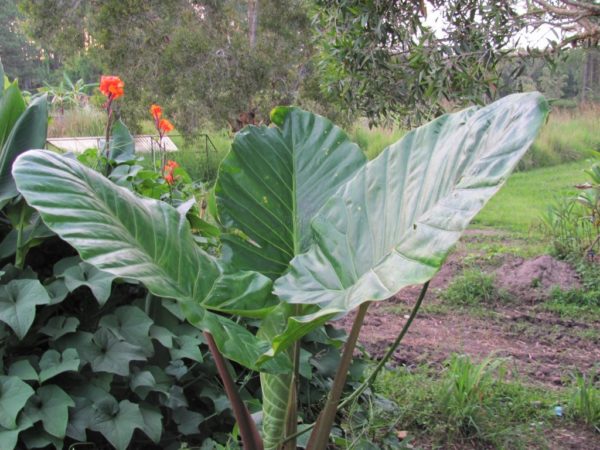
{"left": 0, "top": 94, "right": 47, "bottom": 201}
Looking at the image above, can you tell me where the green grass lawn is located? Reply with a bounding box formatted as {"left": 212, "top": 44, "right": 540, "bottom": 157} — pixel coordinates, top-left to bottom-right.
{"left": 472, "top": 159, "right": 590, "bottom": 233}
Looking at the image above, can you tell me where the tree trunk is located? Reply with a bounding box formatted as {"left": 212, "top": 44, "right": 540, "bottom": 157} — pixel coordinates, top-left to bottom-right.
{"left": 248, "top": 0, "right": 258, "bottom": 49}
{"left": 581, "top": 47, "right": 600, "bottom": 104}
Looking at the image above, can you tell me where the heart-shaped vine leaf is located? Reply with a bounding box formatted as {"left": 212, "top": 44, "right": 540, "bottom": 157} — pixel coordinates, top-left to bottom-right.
{"left": 0, "top": 376, "right": 35, "bottom": 429}
{"left": 59, "top": 261, "right": 116, "bottom": 306}
{"left": 80, "top": 328, "right": 146, "bottom": 376}
{"left": 0, "top": 415, "right": 33, "bottom": 450}
{"left": 38, "top": 349, "right": 81, "bottom": 383}
{"left": 89, "top": 399, "right": 145, "bottom": 450}
{"left": 39, "top": 316, "right": 79, "bottom": 340}
{"left": 0, "top": 279, "right": 51, "bottom": 339}
{"left": 23, "top": 385, "right": 74, "bottom": 438}
{"left": 8, "top": 360, "right": 37, "bottom": 382}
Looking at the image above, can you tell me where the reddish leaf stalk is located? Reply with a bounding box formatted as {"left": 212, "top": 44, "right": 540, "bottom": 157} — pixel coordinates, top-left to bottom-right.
{"left": 204, "top": 331, "right": 264, "bottom": 450}
{"left": 306, "top": 301, "right": 371, "bottom": 450}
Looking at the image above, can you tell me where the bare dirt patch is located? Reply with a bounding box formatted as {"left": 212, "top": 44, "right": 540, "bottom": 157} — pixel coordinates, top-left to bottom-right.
{"left": 494, "top": 255, "right": 581, "bottom": 303}
{"left": 341, "top": 233, "right": 599, "bottom": 387}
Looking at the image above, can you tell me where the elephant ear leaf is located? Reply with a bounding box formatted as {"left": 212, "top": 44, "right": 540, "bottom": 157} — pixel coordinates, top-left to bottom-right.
{"left": 272, "top": 92, "right": 549, "bottom": 349}
{"left": 216, "top": 107, "right": 366, "bottom": 278}
{"left": 12, "top": 151, "right": 287, "bottom": 373}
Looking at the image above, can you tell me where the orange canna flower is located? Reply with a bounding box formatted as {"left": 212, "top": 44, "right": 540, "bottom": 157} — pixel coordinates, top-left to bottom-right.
{"left": 99, "top": 75, "right": 125, "bottom": 100}
{"left": 163, "top": 160, "right": 179, "bottom": 185}
{"left": 164, "top": 173, "right": 175, "bottom": 185}
{"left": 150, "top": 104, "right": 162, "bottom": 121}
{"left": 158, "top": 118, "right": 175, "bottom": 134}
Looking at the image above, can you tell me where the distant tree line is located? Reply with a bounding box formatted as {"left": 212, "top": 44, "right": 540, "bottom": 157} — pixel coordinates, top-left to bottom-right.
{"left": 1, "top": 0, "right": 598, "bottom": 130}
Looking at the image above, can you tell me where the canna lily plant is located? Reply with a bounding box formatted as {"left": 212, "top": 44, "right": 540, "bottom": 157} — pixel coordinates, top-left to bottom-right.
{"left": 12, "top": 92, "right": 548, "bottom": 449}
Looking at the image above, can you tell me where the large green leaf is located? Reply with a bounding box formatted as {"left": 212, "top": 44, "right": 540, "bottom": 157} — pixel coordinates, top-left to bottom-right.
{"left": 12, "top": 150, "right": 287, "bottom": 373}
{"left": 216, "top": 108, "right": 366, "bottom": 449}
{"left": 274, "top": 92, "right": 549, "bottom": 339}
{"left": 216, "top": 107, "right": 366, "bottom": 278}
{"left": 0, "top": 94, "right": 47, "bottom": 200}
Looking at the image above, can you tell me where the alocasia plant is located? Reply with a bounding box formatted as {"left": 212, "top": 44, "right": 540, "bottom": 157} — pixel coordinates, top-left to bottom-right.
{"left": 13, "top": 92, "right": 548, "bottom": 449}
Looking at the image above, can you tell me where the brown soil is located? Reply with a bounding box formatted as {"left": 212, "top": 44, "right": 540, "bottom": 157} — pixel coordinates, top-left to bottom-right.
{"left": 340, "top": 230, "right": 600, "bottom": 448}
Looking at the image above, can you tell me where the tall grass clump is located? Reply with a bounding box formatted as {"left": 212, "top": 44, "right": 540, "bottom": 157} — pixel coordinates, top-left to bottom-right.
{"left": 518, "top": 107, "right": 600, "bottom": 170}
{"left": 350, "top": 122, "right": 406, "bottom": 160}
{"left": 440, "top": 269, "right": 500, "bottom": 305}
{"left": 47, "top": 107, "right": 106, "bottom": 137}
{"left": 568, "top": 374, "right": 600, "bottom": 433}
{"left": 374, "top": 356, "right": 558, "bottom": 448}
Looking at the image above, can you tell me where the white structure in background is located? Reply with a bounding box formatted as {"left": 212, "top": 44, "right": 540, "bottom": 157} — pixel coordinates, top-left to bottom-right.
{"left": 46, "top": 135, "right": 178, "bottom": 154}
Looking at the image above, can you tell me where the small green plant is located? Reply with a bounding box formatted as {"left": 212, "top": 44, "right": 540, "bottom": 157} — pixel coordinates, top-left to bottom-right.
{"left": 550, "top": 287, "right": 600, "bottom": 308}
{"left": 544, "top": 259, "right": 600, "bottom": 319}
{"left": 441, "top": 269, "right": 502, "bottom": 305}
{"left": 568, "top": 374, "right": 600, "bottom": 433}
{"left": 540, "top": 156, "right": 600, "bottom": 259}
{"left": 540, "top": 197, "right": 596, "bottom": 258}
{"left": 439, "top": 355, "right": 505, "bottom": 438}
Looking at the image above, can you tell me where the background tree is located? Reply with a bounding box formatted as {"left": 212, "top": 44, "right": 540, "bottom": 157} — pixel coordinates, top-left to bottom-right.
{"left": 0, "top": 0, "right": 45, "bottom": 88}
{"left": 312, "top": 0, "right": 600, "bottom": 125}
{"left": 17, "top": 0, "right": 314, "bottom": 132}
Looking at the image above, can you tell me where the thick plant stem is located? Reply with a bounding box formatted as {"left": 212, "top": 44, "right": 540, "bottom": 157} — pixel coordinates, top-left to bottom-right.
{"left": 338, "top": 281, "right": 430, "bottom": 410}
{"left": 282, "top": 339, "right": 300, "bottom": 450}
{"left": 204, "top": 331, "right": 264, "bottom": 450}
{"left": 280, "top": 282, "right": 430, "bottom": 447}
{"left": 306, "top": 302, "right": 370, "bottom": 450}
